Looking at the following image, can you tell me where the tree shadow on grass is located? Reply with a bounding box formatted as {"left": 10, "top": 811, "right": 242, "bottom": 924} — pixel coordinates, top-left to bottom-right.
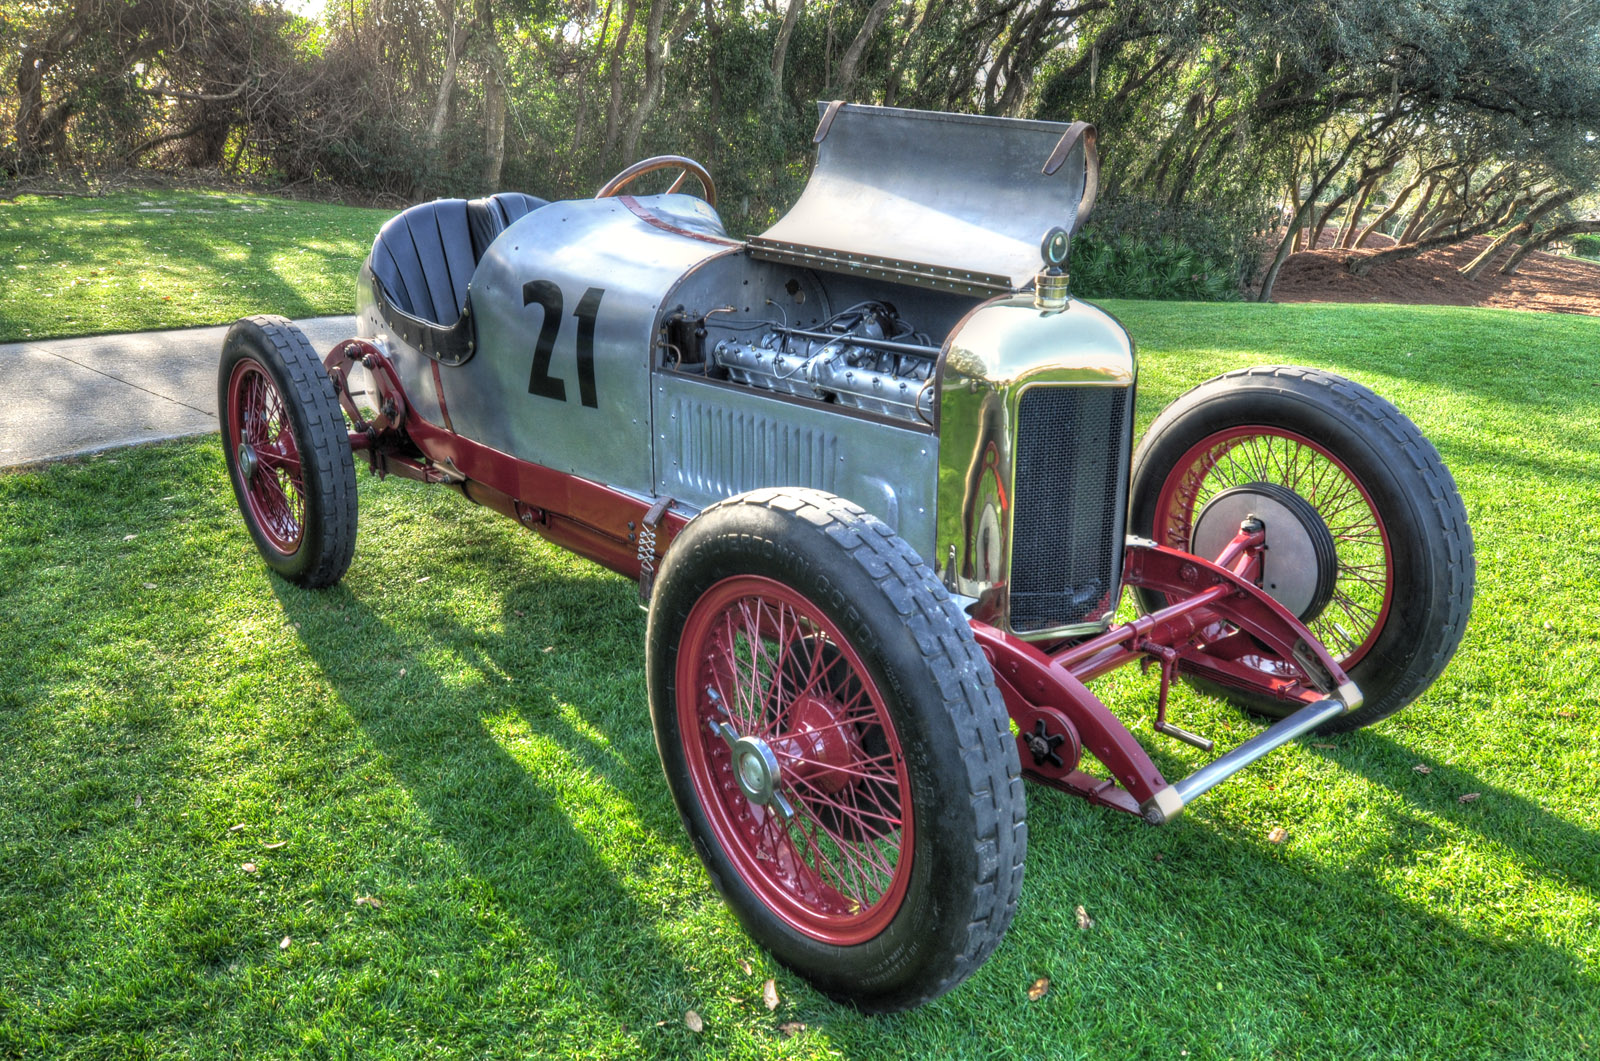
{"left": 1316, "top": 731, "right": 1600, "bottom": 898}
{"left": 996, "top": 778, "right": 1600, "bottom": 1059}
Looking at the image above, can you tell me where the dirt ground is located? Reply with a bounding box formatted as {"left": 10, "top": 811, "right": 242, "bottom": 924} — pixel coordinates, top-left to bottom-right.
{"left": 1264, "top": 232, "right": 1600, "bottom": 315}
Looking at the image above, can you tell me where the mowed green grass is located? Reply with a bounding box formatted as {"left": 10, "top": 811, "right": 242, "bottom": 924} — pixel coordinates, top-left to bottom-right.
{"left": 2, "top": 293, "right": 1598, "bottom": 1058}
{"left": 0, "top": 191, "right": 392, "bottom": 342}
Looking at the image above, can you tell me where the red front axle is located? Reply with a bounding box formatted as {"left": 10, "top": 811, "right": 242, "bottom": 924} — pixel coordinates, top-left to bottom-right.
{"left": 973, "top": 540, "right": 1361, "bottom": 823}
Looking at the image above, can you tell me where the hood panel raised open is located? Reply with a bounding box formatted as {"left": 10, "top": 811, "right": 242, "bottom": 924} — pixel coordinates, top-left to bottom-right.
{"left": 749, "top": 103, "right": 1098, "bottom": 297}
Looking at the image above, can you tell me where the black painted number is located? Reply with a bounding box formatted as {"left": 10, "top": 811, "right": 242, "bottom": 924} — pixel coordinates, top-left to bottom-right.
{"left": 524, "top": 279, "right": 565, "bottom": 402}
{"left": 523, "top": 280, "right": 605, "bottom": 409}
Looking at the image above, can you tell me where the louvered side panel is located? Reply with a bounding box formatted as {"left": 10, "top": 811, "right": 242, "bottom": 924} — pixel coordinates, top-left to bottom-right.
{"left": 650, "top": 375, "right": 941, "bottom": 557}
{"left": 666, "top": 394, "right": 840, "bottom": 499}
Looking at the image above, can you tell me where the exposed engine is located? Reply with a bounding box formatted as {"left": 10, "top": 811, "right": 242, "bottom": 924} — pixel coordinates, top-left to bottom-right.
{"left": 706, "top": 302, "right": 938, "bottom": 424}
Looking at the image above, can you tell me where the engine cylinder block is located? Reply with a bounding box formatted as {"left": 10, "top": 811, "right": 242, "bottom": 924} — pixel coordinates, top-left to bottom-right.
{"left": 709, "top": 303, "right": 937, "bottom": 424}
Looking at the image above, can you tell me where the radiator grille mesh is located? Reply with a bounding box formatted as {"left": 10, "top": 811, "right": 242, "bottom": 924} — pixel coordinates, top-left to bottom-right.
{"left": 1010, "top": 385, "right": 1132, "bottom": 633}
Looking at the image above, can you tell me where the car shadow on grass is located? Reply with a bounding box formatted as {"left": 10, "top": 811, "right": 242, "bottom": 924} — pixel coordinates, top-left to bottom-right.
{"left": 270, "top": 577, "right": 725, "bottom": 1047}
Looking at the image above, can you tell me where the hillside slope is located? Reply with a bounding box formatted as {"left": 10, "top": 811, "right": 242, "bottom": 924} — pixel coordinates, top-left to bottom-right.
{"left": 1268, "top": 234, "right": 1600, "bottom": 315}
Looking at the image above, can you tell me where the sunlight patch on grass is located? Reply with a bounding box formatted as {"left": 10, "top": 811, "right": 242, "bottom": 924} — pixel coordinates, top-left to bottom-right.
{"left": 0, "top": 191, "right": 392, "bottom": 342}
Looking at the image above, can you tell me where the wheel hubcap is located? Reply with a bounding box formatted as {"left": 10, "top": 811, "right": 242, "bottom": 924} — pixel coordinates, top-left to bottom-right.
{"left": 708, "top": 689, "right": 795, "bottom": 822}
{"left": 1192, "top": 481, "right": 1340, "bottom": 622}
{"left": 734, "top": 736, "right": 779, "bottom": 802}
{"left": 237, "top": 441, "right": 258, "bottom": 481}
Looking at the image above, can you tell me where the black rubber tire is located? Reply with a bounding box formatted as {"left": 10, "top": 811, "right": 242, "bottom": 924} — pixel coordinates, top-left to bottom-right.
{"left": 646, "top": 488, "right": 1026, "bottom": 1012}
{"left": 1129, "top": 366, "right": 1474, "bottom": 732}
{"left": 218, "top": 315, "right": 358, "bottom": 589}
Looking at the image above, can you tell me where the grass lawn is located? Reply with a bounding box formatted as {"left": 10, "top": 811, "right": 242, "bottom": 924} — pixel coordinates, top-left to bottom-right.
{"left": 2, "top": 283, "right": 1598, "bottom": 1054}
{"left": 0, "top": 191, "right": 393, "bottom": 343}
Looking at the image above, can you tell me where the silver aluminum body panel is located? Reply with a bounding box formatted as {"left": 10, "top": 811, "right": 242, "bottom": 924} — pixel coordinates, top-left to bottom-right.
{"left": 936, "top": 294, "right": 1136, "bottom": 638}
{"left": 366, "top": 193, "right": 734, "bottom": 494}
{"left": 751, "top": 104, "right": 1095, "bottom": 296}
{"left": 652, "top": 372, "right": 939, "bottom": 555}
{"left": 356, "top": 270, "right": 447, "bottom": 426}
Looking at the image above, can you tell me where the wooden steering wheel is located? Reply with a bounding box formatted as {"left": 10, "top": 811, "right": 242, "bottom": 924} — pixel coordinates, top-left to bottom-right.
{"left": 595, "top": 155, "right": 717, "bottom": 206}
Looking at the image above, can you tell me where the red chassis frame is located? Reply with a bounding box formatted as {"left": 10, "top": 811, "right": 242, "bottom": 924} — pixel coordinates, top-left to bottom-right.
{"left": 327, "top": 338, "right": 1363, "bottom": 826}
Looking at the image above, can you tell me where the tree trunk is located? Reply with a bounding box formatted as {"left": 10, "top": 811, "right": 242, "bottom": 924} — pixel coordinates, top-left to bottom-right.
{"left": 1416, "top": 212, "right": 1465, "bottom": 242}
{"left": 882, "top": 0, "right": 935, "bottom": 108}
{"left": 993, "top": 0, "right": 1060, "bottom": 116}
{"left": 770, "top": 0, "right": 805, "bottom": 100}
{"left": 426, "top": 8, "right": 467, "bottom": 156}
{"left": 1498, "top": 219, "right": 1600, "bottom": 275}
{"left": 1346, "top": 216, "right": 1500, "bottom": 276}
{"left": 483, "top": 63, "right": 506, "bottom": 186}
{"left": 833, "top": 0, "right": 895, "bottom": 101}
{"left": 1336, "top": 181, "right": 1373, "bottom": 248}
{"left": 14, "top": 21, "right": 84, "bottom": 167}
{"left": 602, "top": 0, "right": 638, "bottom": 158}
{"left": 1259, "top": 128, "right": 1372, "bottom": 301}
{"left": 1167, "top": 111, "right": 1236, "bottom": 209}
{"left": 621, "top": 0, "right": 696, "bottom": 162}
{"left": 1353, "top": 171, "right": 1425, "bottom": 248}
{"left": 1286, "top": 162, "right": 1305, "bottom": 253}
{"left": 1260, "top": 198, "right": 1314, "bottom": 301}
{"left": 1459, "top": 189, "right": 1578, "bottom": 279}
{"left": 571, "top": 2, "right": 608, "bottom": 155}
{"left": 1308, "top": 189, "right": 1352, "bottom": 250}
{"left": 1397, "top": 177, "right": 1439, "bottom": 244}
{"left": 478, "top": 0, "right": 507, "bottom": 186}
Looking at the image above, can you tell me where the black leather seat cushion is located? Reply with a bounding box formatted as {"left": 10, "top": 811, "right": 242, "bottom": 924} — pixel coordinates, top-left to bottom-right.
{"left": 466, "top": 192, "right": 549, "bottom": 261}
{"left": 368, "top": 192, "right": 549, "bottom": 328}
{"left": 368, "top": 199, "right": 476, "bottom": 327}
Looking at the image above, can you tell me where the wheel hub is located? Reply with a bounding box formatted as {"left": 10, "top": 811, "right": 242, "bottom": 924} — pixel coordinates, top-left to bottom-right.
{"left": 237, "top": 441, "right": 259, "bottom": 481}
{"left": 706, "top": 687, "right": 796, "bottom": 823}
{"left": 732, "top": 736, "right": 780, "bottom": 804}
{"left": 1191, "top": 481, "right": 1339, "bottom": 622}
{"left": 769, "top": 694, "right": 864, "bottom": 795}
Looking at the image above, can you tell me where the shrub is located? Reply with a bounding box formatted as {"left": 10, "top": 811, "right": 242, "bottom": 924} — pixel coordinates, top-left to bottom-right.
{"left": 1575, "top": 234, "right": 1600, "bottom": 260}
{"left": 1067, "top": 196, "right": 1270, "bottom": 301}
{"left": 1069, "top": 234, "right": 1243, "bottom": 301}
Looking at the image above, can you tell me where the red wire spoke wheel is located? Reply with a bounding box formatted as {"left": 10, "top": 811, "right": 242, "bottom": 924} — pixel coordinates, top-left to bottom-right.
{"left": 226, "top": 360, "right": 307, "bottom": 554}
{"left": 1130, "top": 367, "right": 1474, "bottom": 731}
{"left": 1149, "top": 425, "right": 1393, "bottom": 667}
{"left": 218, "top": 316, "right": 358, "bottom": 589}
{"left": 676, "top": 576, "right": 913, "bottom": 945}
{"left": 647, "top": 489, "right": 1025, "bottom": 1012}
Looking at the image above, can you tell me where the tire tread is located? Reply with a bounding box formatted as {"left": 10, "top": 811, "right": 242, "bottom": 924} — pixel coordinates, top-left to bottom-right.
{"left": 1132, "top": 365, "right": 1474, "bottom": 730}
{"left": 656, "top": 488, "right": 1026, "bottom": 1011}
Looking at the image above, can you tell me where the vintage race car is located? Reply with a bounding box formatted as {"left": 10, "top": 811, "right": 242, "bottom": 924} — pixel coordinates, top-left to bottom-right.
{"left": 217, "top": 103, "right": 1475, "bottom": 1012}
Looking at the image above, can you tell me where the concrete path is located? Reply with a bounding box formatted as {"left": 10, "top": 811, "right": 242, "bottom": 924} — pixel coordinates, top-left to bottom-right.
{"left": 0, "top": 316, "right": 356, "bottom": 469}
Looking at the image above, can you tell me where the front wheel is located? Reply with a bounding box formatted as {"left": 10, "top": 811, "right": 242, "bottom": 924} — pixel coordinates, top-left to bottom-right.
{"left": 1129, "top": 366, "right": 1474, "bottom": 731}
{"left": 219, "top": 315, "right": 357, "bottom": 588}
{"left": 646, "top": 489, "right": 1025, "bottom": 1012}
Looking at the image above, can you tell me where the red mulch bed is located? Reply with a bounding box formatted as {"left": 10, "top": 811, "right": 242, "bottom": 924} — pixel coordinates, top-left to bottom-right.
{"left": 1264, "top": 233, "right": 1600, "bottom": 315}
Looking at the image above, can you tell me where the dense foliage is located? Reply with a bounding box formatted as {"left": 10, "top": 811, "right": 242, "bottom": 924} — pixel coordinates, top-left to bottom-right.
{"left": 3, "top": 0, "right": 1598, "bottom": 298}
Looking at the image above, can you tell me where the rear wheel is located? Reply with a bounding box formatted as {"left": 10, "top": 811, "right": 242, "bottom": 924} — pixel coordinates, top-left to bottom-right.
{"left": 646, "top": 489, "right": 1025, "bottom": 1012}
{"left": 1129, "top": 366, "right": 1473, "bottom": 731}
{"left": 219, "top": 315, "right": 357, "bottom": 588}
